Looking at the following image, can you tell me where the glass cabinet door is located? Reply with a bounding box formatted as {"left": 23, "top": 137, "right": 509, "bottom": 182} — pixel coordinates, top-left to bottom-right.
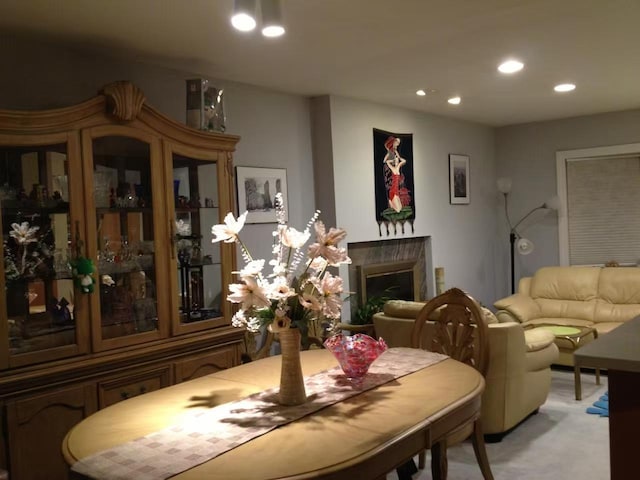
{"left": 171, "top": 153, "right": 229, "bottom": 333}
{"left": 89, "top": 135, "right": 164, "bottom": 347}
{"left": 1, "top": 141, "right": 84, "bottom": 366}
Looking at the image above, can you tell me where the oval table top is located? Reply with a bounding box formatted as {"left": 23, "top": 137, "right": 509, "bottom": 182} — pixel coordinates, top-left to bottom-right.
{"left": 63, "top": 349, "right": 483, "bottom": 480}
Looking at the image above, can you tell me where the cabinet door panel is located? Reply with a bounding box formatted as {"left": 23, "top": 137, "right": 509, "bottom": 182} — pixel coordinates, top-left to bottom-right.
{"left": 6, "top": 384, "right": 96, "bottom": 480}
{"left": 83, "top": 129, "right": 170, "bottom": 351}
{"left": 0, "top": 136, "right": 87, "bottom": 368}
{"left": 92, "top": 135, "right": 160, "bottom": 343}
{"left": 168, "top": 150, "right": 233, "bottom": 336}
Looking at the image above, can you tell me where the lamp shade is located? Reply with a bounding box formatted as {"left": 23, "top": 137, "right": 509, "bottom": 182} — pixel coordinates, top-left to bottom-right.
{"left": 516, "top": 237, "right": 535, "bottom": 255}
{"left": 261, "top": 0, "right": 285, "bottom": 37}
{"left": 231, "top": 0, "right": 257, "bottom": 31}
{"left": 497, "top": 177, "right": 512, "bottom": 194}
{"left": 544, "top": 195, "right": 561, "bottom": 211}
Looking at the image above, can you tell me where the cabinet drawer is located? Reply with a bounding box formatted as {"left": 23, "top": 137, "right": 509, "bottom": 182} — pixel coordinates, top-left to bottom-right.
{"left": 175, "top": 346, "right": 237, "bottom": 383}
{"left": 98, "top": 366, "right": 172, "bottom": 408}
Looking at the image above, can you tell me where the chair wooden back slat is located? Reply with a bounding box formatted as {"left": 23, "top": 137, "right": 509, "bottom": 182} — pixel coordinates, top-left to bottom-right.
{"left": 410, "top": 287, "right": 489, "bottom": 377}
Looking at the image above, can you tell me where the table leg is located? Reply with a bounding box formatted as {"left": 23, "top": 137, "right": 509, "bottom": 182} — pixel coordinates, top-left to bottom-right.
{"left": 596, "top": 368, "right": 601, "bottom": 385}
{"left": 574, "top": 365, "right": 582, "bottom": 401}
{"left": 431, "top": 439, "right": 448, "bottom": 480}
{"left": 608, "top": 370, "right": 640, "bottom": 480}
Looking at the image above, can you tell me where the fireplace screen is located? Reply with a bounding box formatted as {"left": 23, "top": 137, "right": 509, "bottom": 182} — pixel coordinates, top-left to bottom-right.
{"left": 357, "top": 260, "right": 421, "bottom": 305}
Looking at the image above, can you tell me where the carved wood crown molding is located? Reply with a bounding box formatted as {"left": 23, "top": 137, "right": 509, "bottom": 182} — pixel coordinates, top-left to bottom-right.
{"left": 102, "top": 81, "right": 146, "bottom": 122}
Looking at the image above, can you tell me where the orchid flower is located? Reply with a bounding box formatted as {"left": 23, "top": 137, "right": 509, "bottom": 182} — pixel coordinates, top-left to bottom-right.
{"left": 211, "top": 211, "right": 247, "bottom": 243}
{"left": 218, "top": 192, "right": 350, "bottom": 334}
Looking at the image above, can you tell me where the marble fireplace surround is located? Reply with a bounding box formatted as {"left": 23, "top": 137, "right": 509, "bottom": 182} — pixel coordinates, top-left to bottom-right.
{"left": 347, "top": 237, "right": 432, "bottom": 316}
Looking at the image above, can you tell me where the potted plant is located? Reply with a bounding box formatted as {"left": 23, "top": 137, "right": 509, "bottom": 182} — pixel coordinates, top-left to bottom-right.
{"left": 340, "top": 287, "right": 398, "bottom": 336}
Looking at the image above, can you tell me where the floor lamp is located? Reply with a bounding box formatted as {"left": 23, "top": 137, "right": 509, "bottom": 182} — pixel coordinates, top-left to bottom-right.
{"left": 497, "top": 178, "right": 560, "bottom": 294}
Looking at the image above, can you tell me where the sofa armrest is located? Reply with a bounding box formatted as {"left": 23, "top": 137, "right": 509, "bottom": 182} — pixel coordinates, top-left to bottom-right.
{"left": 493, "top": 293, "right": 542, "bottom": 323}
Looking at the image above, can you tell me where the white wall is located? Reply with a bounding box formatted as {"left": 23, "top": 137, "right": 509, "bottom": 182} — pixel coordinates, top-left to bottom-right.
{"left": 13, "top": 34, "right": 639, "bottom": 308}
{"left": 495, "top": 109, "right": 640, "bottom": 288}
{"left": 0, "top": 34, "right": 315, "bottom": 265}
{"left": 313, "top": 96, "right": 499, "bottom": 307}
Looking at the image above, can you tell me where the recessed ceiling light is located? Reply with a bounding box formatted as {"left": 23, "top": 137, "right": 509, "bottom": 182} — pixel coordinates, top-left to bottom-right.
{"left": 416, "top": 90, "right": 426, "bottom": 96}
{"left": 262, "top": 25, "right": 285, "bottom": 37}
{"left": 498, "top": 60, "right": 524, "bottom": 74}
{"left": 261, "top": 0, "right": 285, "bottom": 37}
{"left": 231, "top": 12, "right": 256, "bottom": 31}
{"left": 448, "top": 96, "right": 461, "bottom": 105}
{"left": 554, "top": 83, "right": 576, "bottom": 92}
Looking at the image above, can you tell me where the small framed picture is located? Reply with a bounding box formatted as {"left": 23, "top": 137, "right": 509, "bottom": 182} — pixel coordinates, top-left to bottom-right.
{"left": 235, "top": 166, "right": 288, "bottom": 223}
{"left": 449, "top": 154, "right": 470, "bottom": 204}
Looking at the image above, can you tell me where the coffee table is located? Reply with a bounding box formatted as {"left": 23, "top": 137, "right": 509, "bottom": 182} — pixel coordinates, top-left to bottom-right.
{"left": 527, "top": 324, "right": 600, "bottom": 400}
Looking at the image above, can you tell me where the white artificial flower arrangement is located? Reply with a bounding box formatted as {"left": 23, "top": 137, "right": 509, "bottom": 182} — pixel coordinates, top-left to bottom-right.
{"left": 211, "top": 193, "right": 351, "bottom": 335}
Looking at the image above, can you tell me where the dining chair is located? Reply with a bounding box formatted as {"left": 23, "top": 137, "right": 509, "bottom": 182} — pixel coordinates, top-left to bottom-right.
{"left": 411, "top": 287, "right": 494, "bottom": 480}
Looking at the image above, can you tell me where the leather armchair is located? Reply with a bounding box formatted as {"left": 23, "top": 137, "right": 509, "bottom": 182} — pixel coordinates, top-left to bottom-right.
{"left": 373, "top": 300, "right": 558, "bottom": 439}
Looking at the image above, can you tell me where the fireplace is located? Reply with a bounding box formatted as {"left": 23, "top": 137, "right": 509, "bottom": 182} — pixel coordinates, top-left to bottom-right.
{"left": 347, "top": 237, "right": 431, "bottom": 315}
{"left": 357, "top": 260, "right": 421, "bottom": 305}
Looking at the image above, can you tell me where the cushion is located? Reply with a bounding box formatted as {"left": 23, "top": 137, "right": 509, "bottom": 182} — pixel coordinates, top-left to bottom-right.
{"left": 494, "top": 293, "right": 542, "bottom": 323}
{"left": 383, "top": 300, "right": 497, "bottom": 324}
{"left": 525, "top": 342, "right": 559, "bottom": 372}
{"left": 522, "top": 317, "right": 594, "bottom": 329}
{"left": 382, "top": 300, "right": 426, "bottom": 319}
{"left": 593, "top": 301, "right": 640, "bottom": 324}
{"left": 597, "top": 267, "right": 640, "bottom": 304}
{"left": 481, "top": 307, "right": 499, "bottom": 325}
{"left": 530, "top": 266, "right": 601, "bottom": 302}
{"left": 592, "top": 321, "right": 625, "bottom": 335}
{"left": 523, "top": 328, "right": 555, "bottom": 352}
{"left": 535, "top": 298, "right": 596, "bottom": 322}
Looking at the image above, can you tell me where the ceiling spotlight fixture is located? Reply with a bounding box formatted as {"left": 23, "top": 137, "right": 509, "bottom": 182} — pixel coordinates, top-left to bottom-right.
{"left": 416, "top": 89, "right": 426, "bottom": 96}
{"left": 554, "top": 83, "right": 576, "bottom": 93}
{"left": 261, "top": 0, "right": 285, "bottom": 37}
{"left": 448, "top": 96, "right": 461, "bottom": 105}
{"left": 231, "top": 0, "right": 257, "bottom": 32}
{"left": 498, "top": 60, "right": 524, "bottom": 74}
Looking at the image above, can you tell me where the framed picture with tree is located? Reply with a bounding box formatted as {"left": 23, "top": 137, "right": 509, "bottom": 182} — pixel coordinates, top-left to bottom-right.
{"left": 449, "top": 154, "right": 470, "bottom": 204}
{"left": 235, "top": 166, "right": 288, "bottom": 223}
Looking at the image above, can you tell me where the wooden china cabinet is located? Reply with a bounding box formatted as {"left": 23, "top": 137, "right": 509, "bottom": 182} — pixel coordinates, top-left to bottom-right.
{"left": 0, "top": 82, "right": 244, "bottom": 480}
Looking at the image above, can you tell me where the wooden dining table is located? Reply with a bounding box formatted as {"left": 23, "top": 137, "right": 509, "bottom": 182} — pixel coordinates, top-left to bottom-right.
{"left": 63, "top": 348, "right": 484, "bottom": 480}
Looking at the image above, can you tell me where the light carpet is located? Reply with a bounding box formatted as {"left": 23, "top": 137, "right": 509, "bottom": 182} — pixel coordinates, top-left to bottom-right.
{"left": 395, "top": 369, "right": 609, "bottom": 480}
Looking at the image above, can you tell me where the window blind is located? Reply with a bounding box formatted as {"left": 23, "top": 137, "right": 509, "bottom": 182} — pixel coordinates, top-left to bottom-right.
{"left": 566, "top": 155, "right": 640, "bottom": 265}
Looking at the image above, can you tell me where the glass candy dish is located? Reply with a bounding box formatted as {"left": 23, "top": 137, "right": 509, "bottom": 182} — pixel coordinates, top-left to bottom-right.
{"left": 324, "top": 333, "right": 388, "bottom": 379}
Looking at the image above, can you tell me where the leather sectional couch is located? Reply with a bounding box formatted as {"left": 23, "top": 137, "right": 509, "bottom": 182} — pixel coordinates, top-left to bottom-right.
{"left": 494, "top": 266, "right": 640, "bottom": 366}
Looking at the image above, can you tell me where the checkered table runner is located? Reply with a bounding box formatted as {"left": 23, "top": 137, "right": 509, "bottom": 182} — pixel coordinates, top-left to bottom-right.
{"left": 72, "top": 347, "right": 447, "bottom": 480}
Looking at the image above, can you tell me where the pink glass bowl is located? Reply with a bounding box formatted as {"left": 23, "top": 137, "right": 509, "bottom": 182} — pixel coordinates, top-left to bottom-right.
{"left": 324, "top": 333, "right": 388, "bottom": 378}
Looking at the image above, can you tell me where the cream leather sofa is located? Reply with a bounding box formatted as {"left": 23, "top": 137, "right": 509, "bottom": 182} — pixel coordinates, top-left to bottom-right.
{"left": 494, "top": 266, "right": 640, "bottom": 366}
{"left": 373, "top": 300, "right": 559, "bottom": 439}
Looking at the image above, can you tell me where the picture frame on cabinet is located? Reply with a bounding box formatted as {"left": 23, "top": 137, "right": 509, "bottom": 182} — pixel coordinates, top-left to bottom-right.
{"left": 449, "top": 154, "right": 470, "bottom": 204}
{"left": 235, "top": 166, "right": 288, "bottom": 223}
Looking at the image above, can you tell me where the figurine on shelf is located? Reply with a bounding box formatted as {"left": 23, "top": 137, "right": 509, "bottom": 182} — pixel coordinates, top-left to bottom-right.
{"left": 71, "top": 257, "right": 96, "bottom": 294}
{"left": 50, "top": 297, "right": 73, "bottom": 325}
